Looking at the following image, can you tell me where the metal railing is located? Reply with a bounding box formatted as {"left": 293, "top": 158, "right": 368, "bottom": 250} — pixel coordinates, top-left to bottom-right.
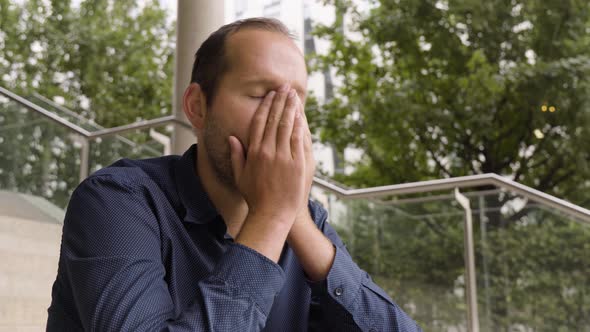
{"left": 313, "top": 174, "right": 590, "bottom": 223}
{"left": 314, "top": 174, "right": 590, "bottom": 332}
{"left": 0, "top": 86, "right": 192, "bottom": 182}
{"left": 3, "top": 86, "right": 590, "bottom": 332}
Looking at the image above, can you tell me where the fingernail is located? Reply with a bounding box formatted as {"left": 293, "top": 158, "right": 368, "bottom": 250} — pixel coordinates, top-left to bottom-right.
{"left": 288, "top": 89, "right": 296, "bottom": 99}
{"left": 268, "top": 91, "right": 276, "bottom": 99}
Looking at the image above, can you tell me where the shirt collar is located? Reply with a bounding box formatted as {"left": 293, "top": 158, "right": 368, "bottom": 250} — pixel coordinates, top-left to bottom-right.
{"left": 174, "top": 144, "right": 219, "bottom": 224}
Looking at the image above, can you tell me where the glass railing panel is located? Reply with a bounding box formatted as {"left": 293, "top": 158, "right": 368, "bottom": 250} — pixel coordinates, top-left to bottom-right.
{"left": 24, "top": 94, "right": 102, "bottom": 132}
{"left": 471, "top": 190, "right": 590, "bottom": 331}
{"left": 311, "top": 186, "right": 469, "bottom": 331}
{"left": 0, "top": 96, "right": 82, "bottom": 209}
{"left": 0, "top": 92, "right": 172, "bottom": 208}
{"left": 87, "top": 126, "right": 170, "bottom": 174}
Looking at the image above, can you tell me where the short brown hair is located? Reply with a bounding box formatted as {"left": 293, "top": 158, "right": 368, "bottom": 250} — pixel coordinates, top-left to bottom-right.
{"left": 190, "top": 17, "right": 296, "bottom": 105}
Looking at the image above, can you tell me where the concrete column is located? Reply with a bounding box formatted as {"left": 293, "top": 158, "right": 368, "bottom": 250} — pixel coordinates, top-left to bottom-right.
{"left": 171, "top": 0, "right": 225, "bottom": 155}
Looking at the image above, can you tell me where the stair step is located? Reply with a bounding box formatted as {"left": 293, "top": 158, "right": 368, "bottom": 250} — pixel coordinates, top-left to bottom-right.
{"left": 0, "top": 217, "right": 62, "bottom": 242}
{"left": 0, "top": 296, "right": 51, "bottom": 326}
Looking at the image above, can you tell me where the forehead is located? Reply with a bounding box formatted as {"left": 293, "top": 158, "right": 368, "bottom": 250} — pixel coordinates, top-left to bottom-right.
{"left": 223, "top": 29, "right": 307, "bottom": 91}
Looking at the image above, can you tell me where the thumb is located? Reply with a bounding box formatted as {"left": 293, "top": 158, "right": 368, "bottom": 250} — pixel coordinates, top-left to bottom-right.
{"left": 228, "top": 136, "right": 245, "bottom": 182}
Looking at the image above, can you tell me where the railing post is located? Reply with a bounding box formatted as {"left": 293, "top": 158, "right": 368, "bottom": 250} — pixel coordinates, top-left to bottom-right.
{"left": 454, "top": 188, "right": 480, "bottom": 332}
{"left": 150, "top": 128, "right": 171, "bottom": 155}
{"left": 478, "top": 195, "right": 492, "bottom": 330}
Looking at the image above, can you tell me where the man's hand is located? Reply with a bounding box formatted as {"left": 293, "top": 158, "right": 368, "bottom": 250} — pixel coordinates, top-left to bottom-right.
{"left": 287, "top": 96, "right": 336, "bottom": 281}
{"left": 287, "top": 94, "right": 317, "bottom": 242}
{"left": 293, "top": 94, "right": 316, "bottom": 221}
{"left": 229, "top": 84, "right": 306, "bottom": 262}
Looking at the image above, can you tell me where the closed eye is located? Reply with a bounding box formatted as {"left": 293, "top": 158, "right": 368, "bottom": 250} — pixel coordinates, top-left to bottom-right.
{"left": 249, "top": 95, "right": 265, "bottom": 99}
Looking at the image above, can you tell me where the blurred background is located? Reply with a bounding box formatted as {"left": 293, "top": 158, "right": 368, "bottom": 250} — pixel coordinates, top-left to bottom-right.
{"left": 1, "top": 0, "right": 589, "bottom": 331}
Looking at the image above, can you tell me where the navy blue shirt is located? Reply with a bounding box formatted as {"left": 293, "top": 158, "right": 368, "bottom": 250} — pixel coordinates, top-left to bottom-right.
{"left": 47, "top": 145, "right": 421, "bottom": 331}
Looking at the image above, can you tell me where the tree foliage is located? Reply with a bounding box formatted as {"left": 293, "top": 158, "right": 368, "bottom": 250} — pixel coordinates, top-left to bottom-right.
{"left": 309, "top": 0, "right": 590, "bottom": 207}
{"left": 0, "top": 0, "right": 175, "bottom": 126}
{"left": 309, "top": 1, "right": 590, "bottom": 330}
{"left": 325, "top": 192, "right": 590, "bottom": 331}
{"left": 0, "top": 0, "right": 174, "bottom": 206}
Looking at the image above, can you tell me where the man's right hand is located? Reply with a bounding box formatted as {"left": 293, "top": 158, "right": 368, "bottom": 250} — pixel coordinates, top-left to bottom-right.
{"left": 228, "top": 84, "right": 306, "bottom": 262}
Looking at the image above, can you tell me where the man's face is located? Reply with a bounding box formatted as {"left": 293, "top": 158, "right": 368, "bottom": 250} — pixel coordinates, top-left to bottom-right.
{"left": 202, "top": 29, "right": 308, "bottom": 188}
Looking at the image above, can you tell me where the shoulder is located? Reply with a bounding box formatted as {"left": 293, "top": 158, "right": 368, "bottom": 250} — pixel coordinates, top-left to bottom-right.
{"left": 62, "top": 158, "right": 179, "bottom": 259}
{"left": 66, "top": 155, "right": 183, "bottom": 218}
{"left": 64, "top": 156, "right": 182, "bottom": 234}
{"left": 85, "top": 155, "right": 180, "bottom": 193}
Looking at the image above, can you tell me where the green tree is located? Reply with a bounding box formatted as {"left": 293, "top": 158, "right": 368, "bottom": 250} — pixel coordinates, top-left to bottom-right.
{"left": 309, "top": 0, "right": 590, "bottom": 206}
{"left": 309, "top": 1, "right": 590, "bottom": 330}
{"left": 0, "top": 0, "right": 175, "bottom": 126}
{"left": 0, "top": 0, "right": 175, "bottom": 206}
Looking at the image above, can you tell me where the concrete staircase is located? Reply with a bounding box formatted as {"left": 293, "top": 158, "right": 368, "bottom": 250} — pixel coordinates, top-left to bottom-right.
{"left": 0, "top": 192, "right": 64, "bottom": 332}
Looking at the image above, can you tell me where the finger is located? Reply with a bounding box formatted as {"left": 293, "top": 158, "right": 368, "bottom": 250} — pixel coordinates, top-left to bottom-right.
{"left": 295, "top": 95, "right": 313, "bottom": 150}
{"left": 228, "top": 136, "right": 245, "bottom": 182}
{"left": 263, "top": 84, "right": 290, "bottom": 151}
{"left": 249, "top": 91, "right": 276, "bottom": 150}
{"left": 277, "top": 89, "right": 298, "bottom": 154}
{"left": 291, "top": 107, "right": 305, "bottom": 161}
{"left": 296, "top": 95, "right": 306, "bottom": 120}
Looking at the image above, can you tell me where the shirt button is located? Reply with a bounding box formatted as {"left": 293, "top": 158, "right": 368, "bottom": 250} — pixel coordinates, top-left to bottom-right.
{"left": 334, "top": 287, "right": 343, "bottom": 296}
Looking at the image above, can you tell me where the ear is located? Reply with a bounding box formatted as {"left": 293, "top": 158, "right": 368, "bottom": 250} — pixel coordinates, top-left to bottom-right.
{"left": 182, "top": 83, "right": 207, "bottom": 130}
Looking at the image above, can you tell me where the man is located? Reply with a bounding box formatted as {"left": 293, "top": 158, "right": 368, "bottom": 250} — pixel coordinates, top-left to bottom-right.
{"left": 47, "top": 18, "right": 422, "bottom": 331}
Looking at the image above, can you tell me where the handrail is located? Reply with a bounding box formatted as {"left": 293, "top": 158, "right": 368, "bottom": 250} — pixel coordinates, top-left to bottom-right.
{"left": 0, "top": 86, "right": 192, "bottom": 138}
{"left": 1, "top": 85, "right": 192, "bottom": 181}
{"left": 1, "top": 86, "right": 93, "bottom": 136}
{"left": 88, "top": 115, "right": 186, "bottom": 138}
{"left": 3, "top": 85, "right": 589, "bottom": 224}
{"left": 31, "top": 93, "right": 165, "bottom": 156}
{"left": 31, "top": 92, "right": 104, "bottom": 130}
{"left": 313, "top": 174, "right": 590, "bottom": 223}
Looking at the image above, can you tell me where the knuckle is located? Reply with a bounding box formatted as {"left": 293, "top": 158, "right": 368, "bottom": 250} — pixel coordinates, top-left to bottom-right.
{"left": 258, "top": 147, "right": 273, "bottom": 160}
{"left": 247, "top": 144, "right": 259, "bottom": 155}
{"left": 268, "top": 112, "right": 281, "bottom": 123}
{"left": 278, "top": 119, "right": 292, "bottom": 128}
{"left": 291, "top": 132, "right": 300, "bottom": 141}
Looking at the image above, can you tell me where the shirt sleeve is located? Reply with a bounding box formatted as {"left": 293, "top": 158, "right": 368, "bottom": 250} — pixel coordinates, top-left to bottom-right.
{"left": 307, "top": 201, "right": 423, "bottom": 332}
{"left": 55, "top": 175, "right": 284, "bottom": 331}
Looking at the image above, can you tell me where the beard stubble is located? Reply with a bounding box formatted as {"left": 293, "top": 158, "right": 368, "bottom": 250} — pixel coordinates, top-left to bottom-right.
{"left": 202, "top": 114, "right": 239, "bottom": 189}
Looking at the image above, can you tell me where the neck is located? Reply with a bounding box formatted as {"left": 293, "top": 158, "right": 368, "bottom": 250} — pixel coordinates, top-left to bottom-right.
{"left": 196, "top": 144, "right": 248, "bottom": 238}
